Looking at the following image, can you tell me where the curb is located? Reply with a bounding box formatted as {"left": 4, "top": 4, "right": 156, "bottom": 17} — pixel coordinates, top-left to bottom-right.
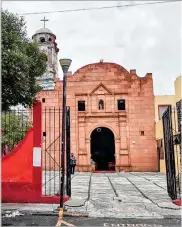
{"left": 2, "top": 210, "right": 89, "bottom": 218}
{"left": 25, "top": 211, "right": 89, "bottom": 217}
{"left": 173, "top": 199, "right": 182, "bottom": 206}
{"left": 163, "top": 215, "right": 182, "bottom": 219}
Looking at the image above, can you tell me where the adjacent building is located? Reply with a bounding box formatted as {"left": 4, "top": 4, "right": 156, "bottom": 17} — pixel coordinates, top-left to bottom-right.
{"left": 155, "top": 75, "right": 181, "bottom": 173}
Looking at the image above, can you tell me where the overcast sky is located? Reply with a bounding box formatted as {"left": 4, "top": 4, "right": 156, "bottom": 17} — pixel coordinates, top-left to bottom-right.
{"left": 2, "top": 1, "right": 182, "bottom": 95}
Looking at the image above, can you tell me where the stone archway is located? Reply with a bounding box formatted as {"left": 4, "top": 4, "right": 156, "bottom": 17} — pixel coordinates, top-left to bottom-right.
{"left": 90, "top": 127, "right": 115, "bottom": 171}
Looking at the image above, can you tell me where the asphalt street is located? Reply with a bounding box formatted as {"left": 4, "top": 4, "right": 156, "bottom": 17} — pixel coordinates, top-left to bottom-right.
{"left": 1, "top": 214, "right": 181, "bottom": 226}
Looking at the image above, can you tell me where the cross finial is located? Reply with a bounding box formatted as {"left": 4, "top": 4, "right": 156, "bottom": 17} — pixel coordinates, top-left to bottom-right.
{"left": 40, "top": 16, "right": 49, "bottom": 28}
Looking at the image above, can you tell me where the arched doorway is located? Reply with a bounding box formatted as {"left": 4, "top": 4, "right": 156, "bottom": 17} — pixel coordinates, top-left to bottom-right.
{"left": 90, "top": 127, "right": 115, "bottom": 171}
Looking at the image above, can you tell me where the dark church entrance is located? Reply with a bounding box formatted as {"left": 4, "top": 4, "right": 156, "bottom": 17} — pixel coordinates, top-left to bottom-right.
{"left": 91, "top": 127, "right": 115, "bottom": 171}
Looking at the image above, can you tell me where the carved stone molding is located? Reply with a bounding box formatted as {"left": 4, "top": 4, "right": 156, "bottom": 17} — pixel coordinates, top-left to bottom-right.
{"left": 78, "top": 149, "right": 87, "bottom": 155}
{"left": 114, "top": 138, "right": 120, "bottom": 143}
{"left": 120, "top": 149, "right": 129, "bottom": 155}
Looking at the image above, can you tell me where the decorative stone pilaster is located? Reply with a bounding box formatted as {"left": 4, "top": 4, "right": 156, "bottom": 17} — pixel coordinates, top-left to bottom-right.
{"left": 114, "top": 137, "right": 120, "bottom": 171}
{"left": 78, "top": 113, "right": 86, "bottom": 154}
{"left": 118, "top": 112, "right": 130, "bottom": 171}
{"left": 77, "top": 113, "right": 91, "bottom": 171}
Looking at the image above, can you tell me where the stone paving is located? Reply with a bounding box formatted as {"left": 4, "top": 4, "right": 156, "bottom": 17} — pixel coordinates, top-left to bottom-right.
{"left": 64, "top": 172, "right": 181, "bottom": 219}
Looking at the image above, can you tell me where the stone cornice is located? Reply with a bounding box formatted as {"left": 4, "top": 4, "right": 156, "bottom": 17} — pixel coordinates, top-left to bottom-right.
{"left": 75, "top": 92, "right": 129, "bottom": 96}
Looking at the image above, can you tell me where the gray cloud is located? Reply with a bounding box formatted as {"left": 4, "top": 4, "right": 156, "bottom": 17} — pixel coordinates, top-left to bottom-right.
{"left": 2, "top": 1, "right": 181, "bottom": 95}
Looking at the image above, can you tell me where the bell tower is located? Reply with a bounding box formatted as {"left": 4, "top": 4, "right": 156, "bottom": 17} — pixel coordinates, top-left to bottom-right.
{"left": 32, "top": 17, "right": 59, "bottom": 90}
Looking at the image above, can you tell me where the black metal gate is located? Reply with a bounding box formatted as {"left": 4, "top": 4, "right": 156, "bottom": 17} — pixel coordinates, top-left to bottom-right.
{"left": 162, "top": 106, "right": 180, "bottom": 200}
{"left": 42, "top": 106, "right": 71, "bottom": 197}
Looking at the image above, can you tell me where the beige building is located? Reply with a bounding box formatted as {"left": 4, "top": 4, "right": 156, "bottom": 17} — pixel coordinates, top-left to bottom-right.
{"left": 155, "top": 75, "right": 181, "bottom": 173}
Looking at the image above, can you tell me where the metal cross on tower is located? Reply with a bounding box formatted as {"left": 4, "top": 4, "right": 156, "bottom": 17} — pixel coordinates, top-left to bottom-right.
{"left": 41, "top": 16, "right": 49, "bottom": 28}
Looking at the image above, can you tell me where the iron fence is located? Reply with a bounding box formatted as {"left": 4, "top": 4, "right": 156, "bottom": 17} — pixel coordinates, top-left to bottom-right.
{"left": 42, "top": 106, "right": 71, "bottom": 197}
{"left": 42, "top": 107, "right": 61, "bottom": 196}
{"left": 1, "top": 105, "right": 72, "bottom": 197}
{"left": 162, "top": 105, "right": 181, "bottom": 200}
{"left": 1, "top": 109, "right": 32, "bottom": 156}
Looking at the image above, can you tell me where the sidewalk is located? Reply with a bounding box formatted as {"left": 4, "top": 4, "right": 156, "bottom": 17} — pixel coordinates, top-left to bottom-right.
{"left": 2, "top": 172, "right": 181, "bottom": 219}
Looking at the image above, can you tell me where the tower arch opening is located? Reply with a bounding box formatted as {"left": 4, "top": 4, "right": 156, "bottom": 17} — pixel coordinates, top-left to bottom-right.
{"left": 40, "top": 37, "right": 45, "bottom": 43}
{"left": 90, "top": 127, "right": 115, "bottom": 171}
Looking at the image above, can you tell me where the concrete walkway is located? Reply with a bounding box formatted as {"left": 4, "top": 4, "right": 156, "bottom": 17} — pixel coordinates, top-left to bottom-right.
{"left": 64, "top": 172, "right": 181, "bottom": 218}
{"left": 2, "top": 172, "right": 181, "bottom": 219}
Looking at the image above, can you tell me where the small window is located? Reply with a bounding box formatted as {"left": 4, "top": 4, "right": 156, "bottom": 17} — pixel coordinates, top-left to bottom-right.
{"left": 99, "top": 100, "right": 104, "bottom": 110}
{"left": 40, "top": 37, "right": 45, "bottom": 42}
{"left": 48, "top": 37, "right": 52, "bottom": 42}
{"left": 118, "top": 99, "right": 125, "bottom": 110}
{"left": 140, "top": 131, "right": 144, "bottom": 136}
{"left": 78, "top": 101, "right": 85, "bottom": 111}
{"left": 42, "top": 98, "right": 45, "bottom": 103}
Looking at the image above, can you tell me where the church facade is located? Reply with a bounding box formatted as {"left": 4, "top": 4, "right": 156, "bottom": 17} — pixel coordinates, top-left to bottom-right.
{"left": 33, "top": 25, "right": 158, "bottom": 172}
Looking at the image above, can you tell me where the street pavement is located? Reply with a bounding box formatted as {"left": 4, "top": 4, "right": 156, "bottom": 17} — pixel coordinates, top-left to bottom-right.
{"left": 2, "top": 172, "right": 181, "bottom": 226}
{"left": 1, "top": 215, "right": 181, "bottom": 226}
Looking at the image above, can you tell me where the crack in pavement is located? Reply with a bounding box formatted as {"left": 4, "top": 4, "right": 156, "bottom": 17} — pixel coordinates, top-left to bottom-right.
{"left": 104, "top": 173, "right": 119, "bottom": 198}
{"left": 64, "top": 173, "right": 92, "bottom": 210}
{"left": 129, "top": 172, "right": 167, "bottom": 191}
{"left": 125, "top": 175, "right": 178, "bottom": 210}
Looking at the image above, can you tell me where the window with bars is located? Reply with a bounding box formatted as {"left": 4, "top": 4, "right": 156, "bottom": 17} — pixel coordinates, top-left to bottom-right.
{"left": 158, "top": 105, "right": 171, "bottom": 120}
{"left": 78, "top": 101, "right": 85, "bottom": 111}
{"left": 117, "top": 99, "right": 125, "bottom": 110}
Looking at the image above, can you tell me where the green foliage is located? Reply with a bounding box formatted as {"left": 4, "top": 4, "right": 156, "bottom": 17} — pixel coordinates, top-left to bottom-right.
{"left": 2, "top": 10, "right": 47, "bottom": 111}
{"left": 1, "top": 111, "right": 32, "bottom": 148}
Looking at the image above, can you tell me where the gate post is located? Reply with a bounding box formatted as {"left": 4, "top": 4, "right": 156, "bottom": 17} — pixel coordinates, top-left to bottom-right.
{"left": 32, "top": 101, "right": 42, "bottom": 191}
{"left": 66, "top": 106, "right": 71, "bottom": 197}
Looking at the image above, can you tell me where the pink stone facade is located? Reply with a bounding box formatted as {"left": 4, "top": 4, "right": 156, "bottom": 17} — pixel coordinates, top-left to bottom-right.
{"left": 37, "top": 62, "right": 158, "bottom": 172}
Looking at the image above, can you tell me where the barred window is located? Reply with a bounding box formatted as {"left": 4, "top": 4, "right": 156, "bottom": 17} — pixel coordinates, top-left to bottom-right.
{"left": 158, "top": 105, "right": 170, "bottom": 120}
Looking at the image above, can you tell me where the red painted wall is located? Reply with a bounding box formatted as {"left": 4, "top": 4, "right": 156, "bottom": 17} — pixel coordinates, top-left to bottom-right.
{"left": 2, "top": 128, "right": 33, "bottom": 182}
